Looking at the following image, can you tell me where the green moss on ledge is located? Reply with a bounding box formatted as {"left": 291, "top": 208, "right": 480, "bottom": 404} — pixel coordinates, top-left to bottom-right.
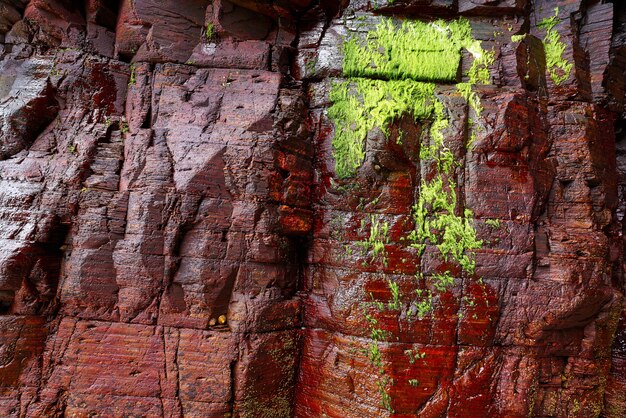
{"left": 343, "top": 18, "right": 487, "bottom": 83}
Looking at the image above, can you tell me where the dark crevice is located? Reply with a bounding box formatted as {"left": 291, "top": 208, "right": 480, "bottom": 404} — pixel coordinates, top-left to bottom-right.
{"left": 0, "top": 295, "right": 12, "bottom": 314}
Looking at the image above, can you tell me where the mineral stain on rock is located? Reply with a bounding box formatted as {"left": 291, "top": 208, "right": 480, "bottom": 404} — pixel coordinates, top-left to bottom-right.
{"left": 0, "top": 0, "right": 625, "bottom": 417}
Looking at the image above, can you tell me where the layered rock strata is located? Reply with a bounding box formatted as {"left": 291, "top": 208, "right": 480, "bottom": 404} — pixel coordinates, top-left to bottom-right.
{"left": 0, "top": 0, "right": 624, "bottom": 417}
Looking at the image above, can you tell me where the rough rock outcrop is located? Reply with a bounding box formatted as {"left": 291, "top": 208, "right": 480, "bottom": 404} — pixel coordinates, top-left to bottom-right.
{"left": 0, "top": 0, "right": 624, "bottom": 417}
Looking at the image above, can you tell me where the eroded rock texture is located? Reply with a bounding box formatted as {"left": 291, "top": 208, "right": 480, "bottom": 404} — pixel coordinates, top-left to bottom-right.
{"left": 0, "top": 0, "right": 624, "bottom": 417}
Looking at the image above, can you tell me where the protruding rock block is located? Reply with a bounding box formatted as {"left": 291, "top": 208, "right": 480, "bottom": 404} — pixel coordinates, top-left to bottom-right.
{"left": 115, "top": 0, "right": 209, "bottom": 62}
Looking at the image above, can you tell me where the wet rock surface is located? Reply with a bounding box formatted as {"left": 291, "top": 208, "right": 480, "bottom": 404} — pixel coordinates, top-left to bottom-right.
{"left": 0, "top": 0, "right": 624, "bottom": 417}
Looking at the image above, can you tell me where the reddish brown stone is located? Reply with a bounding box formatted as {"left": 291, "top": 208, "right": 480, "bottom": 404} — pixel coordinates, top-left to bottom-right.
{"left": 0, "top": 1, "right": 625, "bottom": 417}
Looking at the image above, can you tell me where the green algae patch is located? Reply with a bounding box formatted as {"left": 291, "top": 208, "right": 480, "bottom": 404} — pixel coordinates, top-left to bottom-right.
{"left": 331, "top": 14, "right": 486, "bottom": 292}
{"left": 409, "top": 176, "right": 482, "bottom": 275}
{"left": 343, "top": 18, "right": 484, "bottom": 83}
{"left": 329, "top": 15, "right": 490, "bottom": 283}
{"left": 331, "top": 17, "right": 492, "bottom": 179}
{"left": 356, "top": 214, "right": 391, "bottom": 266}
{"left": 333, "top": 16, "right": 492, "bottom": 413}
{"left": 538, "top": 7, "right": 573, "bottom": 85}
{"left": 329, "top": 79, "right": 437, "bottom": 178}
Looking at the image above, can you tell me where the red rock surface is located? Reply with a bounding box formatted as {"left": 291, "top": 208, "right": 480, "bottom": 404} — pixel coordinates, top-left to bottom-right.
{"left": 0, "top": 0, "right": 624, "bottom": 417}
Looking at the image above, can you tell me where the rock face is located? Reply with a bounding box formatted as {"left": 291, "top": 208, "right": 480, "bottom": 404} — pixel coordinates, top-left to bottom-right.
{"left": 0, "top": 0, "right": 624, "bottom": 417}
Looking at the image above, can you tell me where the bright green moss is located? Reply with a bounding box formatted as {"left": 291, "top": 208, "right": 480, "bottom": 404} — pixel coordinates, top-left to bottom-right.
{"left": 129, "top": 64, "right": 136, "bottom": 85}
{"left": 404, "top": 348, "right": 426, "bottom": 364}
{"left": 419, "top": 99, "right": 450, "bottom": 164}
{"left": 331, "top": 17, "right": 492, "bottom": 178}
{"left": 205, "top": 22, "right": 215, "bottom": 40}
{"left": 457, "top": 82, "right": 482, "bottom": 115}
{"left": 343, "top": 18, "right": 485, "bottom": 83}
{"left": 329, "top": 79, "right": 436, "bottom": 178}
{"left": 377, "top": 376, "right": 394, "bottom": 413}
{"left": 408, "top": 176, "right": 482, "bottom": 275}
{"left": 510, "top": 9, "right": 572, "bottom": 85}
{"left": 413, "top": 289, "right": 433, "bottom": 319}
{"left": 387, "top": 279, "right": 401, "bottom": 310}
{"left": 356, "top": 214, "right": 391, "bottom": 266}
{"left": 456, "top": 82, "right": 483, "bottom": 149}
{"left": 467, "top": 48, "right": 495, "bottom": 85}
{"left": 336, "top": 16, "right": 492, "bottom": 410}
{"left": 485, "top": 218, "right": 500, "bottom": 228}
{"left": 538, "top": 7, "right": 573, "bottom": 85}
{"left": 433, "top": 271, "right": 455, "bottom": 292}
{"left": 331, "top": 17, "right": 489, "bottom": 284}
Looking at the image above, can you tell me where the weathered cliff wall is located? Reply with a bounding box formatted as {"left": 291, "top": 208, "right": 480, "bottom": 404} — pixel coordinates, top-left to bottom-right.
{"left": 0, "top": 0, "right": 624, "bottom": 417}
